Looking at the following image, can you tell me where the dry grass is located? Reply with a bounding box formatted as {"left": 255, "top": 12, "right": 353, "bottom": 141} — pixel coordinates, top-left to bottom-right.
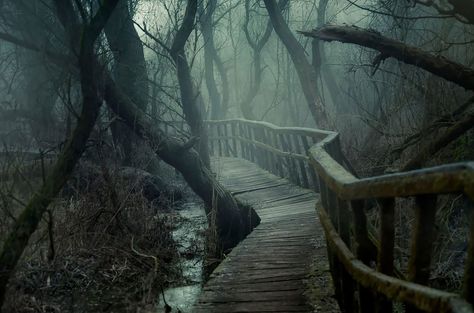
{"left": 1, "top": 161, "right": 180, "bottom": 313}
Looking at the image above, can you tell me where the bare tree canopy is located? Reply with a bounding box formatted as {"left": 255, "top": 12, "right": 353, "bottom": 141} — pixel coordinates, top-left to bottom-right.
{"left": 300, "top": 25, "right": 474, "bottom": 91}
{"left": 0, "top": 0, "right": 473, "bottom": 311}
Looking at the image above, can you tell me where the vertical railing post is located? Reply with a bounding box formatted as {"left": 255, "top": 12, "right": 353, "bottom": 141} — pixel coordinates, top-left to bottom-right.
{"left": 338, "top": 198, "right": 355, "bottom": 312}
{"left": 292, "top": 134, "right": 310, "bottom": 188}
{"left": 238, "top": 122, "right": 247, "bottom": 160}
{"left": 216, "top": 123, "right": 223, "bottom": 157}
{"left": 352, "top": 200, "right": 375, "bottom": 313}
{"left": 265, "top": 128, "right": 277, "bottom": 175}
{"left": 254, "top": 125, "right": 264, "bottom": 169}
{"left": 280, "top": 133, "right": 299, "bottom": 185}
{"left": 260, "top": 126, "right": 270, "bottom": 172}
{"left": 208, "top": 123, "right": 215, "bottom": 156}
{"left": 272, "top": 131, "right": 284, "bottom": 177}
{"left": 248, "top": 124, "right": 257, "bottom": 163}
{"left": 326, "top": 187, "right": 344, "bottom": 311}
{"left": 230, "top": 121, "right": 238, "bottom": 158}
{"left": 223, "top": 123, "right": 230, "bottom": 157}
{"left": 302, "top": 136, "right": 319, "bottom": 191}
{"left": 377, "top": 198, "right": 395, "bottom": 312}
{"left": 277, "top": 133, "right": 289, "bottom": 179}
{"left": 406, "top": 194, "right": 438, "bottom": 313}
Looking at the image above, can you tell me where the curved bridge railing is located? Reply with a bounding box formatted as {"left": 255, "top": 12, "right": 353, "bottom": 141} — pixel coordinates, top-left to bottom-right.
{"left": 204, "top": 118, "right": 474, "bottom": 313}
{"left": 205, "top": 118, "right": 339, "bottom": 190}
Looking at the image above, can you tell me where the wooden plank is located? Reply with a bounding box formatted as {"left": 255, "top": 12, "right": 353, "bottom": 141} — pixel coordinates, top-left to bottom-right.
{"left": 192, "top": 157, "right": 337, "bottom": 312}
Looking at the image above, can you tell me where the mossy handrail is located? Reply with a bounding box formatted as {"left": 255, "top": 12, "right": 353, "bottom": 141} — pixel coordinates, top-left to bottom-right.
{"left": 168, "top": 118, "right": 474, "bottom": 313}
{"left": 204, "top": 118, "right": 339, "bottom": 190}
{"left": 308, "top": 130, "right": 474, "bottom": 313}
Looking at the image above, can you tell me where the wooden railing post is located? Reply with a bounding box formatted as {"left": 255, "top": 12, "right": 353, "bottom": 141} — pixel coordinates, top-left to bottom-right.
{"left": 325, "top": 187, "right": 345, "bottom": 311}
{"left": 351, "top": 200, "right": 375, "bottom": 313}
{"left": 406, "top": 194, "right": 438, "bottom": 313}
{"left": 216, "top": 123, "right": 223, "bottom": 157}
{"left": 222, "top": 123, "right": 230, "bottom": 157}
{"left": 271, "top": 131, "right": 284, "bottom": 177}
{"left": 200, "top": 119, "right": 474, "bottom": 313}
{"left": 263, "top": 128, "right": 276, "bottom": 175}
{"left": 254, "top": 125, "right": 265, "bottom": 169}
{"left": 277, "top": 133, "right": 289, "bottom": 179}
{"left": 238, "top": 122, "right": 247, "bottom": 160}
{"left": 248, "top": 124, "right": 257, "bottom": 163}
{"left": 230, "top": 121, "right": 238, "bottom": 158}
{"left": 207, "top": 123, "right": 212, "bottom": 156}
{"left": 337, "top": 198, "right": 355, "bottom": 312}
{"left": 302, "top": 136, "right": 319, "bottom": 191}
{"left": 280, "top": 133, "right": 300, "bottom": 185}
{"left": 262, "top": 128, "right": 273, "bottom": 173}
{"left": 377, "top": 198, "right": 395, "bottom": 312}
{"left": 292, "top": 134, "right": 310, "bottom": 188}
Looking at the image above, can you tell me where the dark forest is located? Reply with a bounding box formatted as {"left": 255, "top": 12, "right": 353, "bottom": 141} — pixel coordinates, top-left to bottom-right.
{"left": 0, "top": 1, "right": 473, "bottom": 312}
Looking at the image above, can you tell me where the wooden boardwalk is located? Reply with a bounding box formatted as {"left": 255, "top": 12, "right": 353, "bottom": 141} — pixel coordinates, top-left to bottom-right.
{"left": 193, "top": 157, "right": 337, "bottom": 313}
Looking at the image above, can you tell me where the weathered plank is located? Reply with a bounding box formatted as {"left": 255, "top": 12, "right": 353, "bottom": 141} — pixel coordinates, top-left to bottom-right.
{"left": 192, "top": 157, "right": 338, "bottom": 312}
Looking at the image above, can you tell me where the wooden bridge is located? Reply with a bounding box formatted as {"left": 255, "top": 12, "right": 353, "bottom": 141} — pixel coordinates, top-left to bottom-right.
{"left": 167, "top": 119, "right": 474, "bottom": 313}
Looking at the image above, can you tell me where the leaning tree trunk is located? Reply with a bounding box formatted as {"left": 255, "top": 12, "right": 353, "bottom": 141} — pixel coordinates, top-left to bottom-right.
{"left": 170, "top": 0, "right": 211, "bottom": 167}
{"left": 0, "top": 0, "right": 260, "bottom": 256}
{"left": 104, "top": 0, "right": 258, "bottom": 251}
{"left": 300, "top": 25, "right": 474, "bottom": 91}
{"left": 0, "top": 0, "right": 119, "bottom": 307}
{"left": 104, "top": 0, "right": 149, "bottom": 165}
{"left": 103, "top": 71, "right": 260, "bottom": 251}
{"left": 263, "top": 0, "right": 327, "bottom": 127}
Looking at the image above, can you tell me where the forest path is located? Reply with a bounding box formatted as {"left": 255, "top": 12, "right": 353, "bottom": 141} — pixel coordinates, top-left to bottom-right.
{"left": 192, "top": 157, "right": 338, "bottom": 312}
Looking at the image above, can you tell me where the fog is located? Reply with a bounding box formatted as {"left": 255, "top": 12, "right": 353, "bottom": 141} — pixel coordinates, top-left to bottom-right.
{"left": 0, "top": 0, "right": 473, "bottom": 312}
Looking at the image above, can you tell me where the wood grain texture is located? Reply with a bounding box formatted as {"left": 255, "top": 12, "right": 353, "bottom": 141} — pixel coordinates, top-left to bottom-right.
{"left": 192, "top": 157, "right": 336, "bottom": 312}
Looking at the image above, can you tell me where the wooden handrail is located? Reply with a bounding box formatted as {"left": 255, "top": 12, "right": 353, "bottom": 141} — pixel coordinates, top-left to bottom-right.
{"left": 307, "top": 126, "right": 474, "bottom": 313}
{"left": 164, "top": 118, "right": 474, "bottom": 313}
{"left": 203, "top": 118, "right": 334, "bottom": 190}
{"left": 309, "top": 145, "right": 474, "bottom": 200}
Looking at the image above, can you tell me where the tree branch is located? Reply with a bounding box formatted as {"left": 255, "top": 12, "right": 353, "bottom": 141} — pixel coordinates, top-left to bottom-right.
{"left": 300, "top": 25, "right": 474, "bottom": 91}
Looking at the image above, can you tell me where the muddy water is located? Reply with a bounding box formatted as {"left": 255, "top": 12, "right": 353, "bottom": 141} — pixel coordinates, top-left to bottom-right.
{"left": 158, "top": 199, "right": 207, "bottom": 312}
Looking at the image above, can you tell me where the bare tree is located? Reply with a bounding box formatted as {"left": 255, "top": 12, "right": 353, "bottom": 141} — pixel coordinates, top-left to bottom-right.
{"left": 239, "top": 0, "right": 273, "bottom": 120}
{"left": 301, "top": 22, "right": 474, "bottom": 169}
{"left": 263, "top": 0, "right": 327, "bottom": 127}
{"left": 199, "top": 0, "right": 229, "bottom": 120}
{"left": 0, "top": 0, "right": 119, "bottom": 307}
{"left": 104, "top": 0, "right": 150, "bottom": 166}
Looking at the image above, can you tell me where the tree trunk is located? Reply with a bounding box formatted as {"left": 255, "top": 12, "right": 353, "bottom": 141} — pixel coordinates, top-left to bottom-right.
{"left": 103, "top": 71, "right": 260, "bottom": 251}
{"left": 0, "top": 0, "right": 260, "bottom": 255}
{"left": 213, "top": 50, "right": 230, "bottom": 118}
{"left": 0, "top": 0, "right": 119, "bottom": 307}
{"left": 199, "top": 0, "right": 222, "bottom": 120}
{"left": 240, "top": 0, "right": 273, "bottom": 120}
{"left": 170, "top": 0, "right": 211, "bottom": 167}
{"left": 263, "top": 0, "right": 327, "bottom": 127}
{"left": 104, "top": 0, "right": 149, "bottom": 165}
{"left": 311, "top": 0, "right": 340, "bottom": 111}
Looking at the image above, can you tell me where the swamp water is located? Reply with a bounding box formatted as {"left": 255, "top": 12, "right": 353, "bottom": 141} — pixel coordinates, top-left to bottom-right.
{"left": 158, "top": 199, "right": 207, "bottom": 312}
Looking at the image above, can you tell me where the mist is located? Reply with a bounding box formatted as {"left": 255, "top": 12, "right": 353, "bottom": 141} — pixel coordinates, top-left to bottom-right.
{"left": 0, "top": 1, "right": 473, "bottom": 312}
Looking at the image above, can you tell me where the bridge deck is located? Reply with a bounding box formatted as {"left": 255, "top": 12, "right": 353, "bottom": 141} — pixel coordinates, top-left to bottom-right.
{"left": 193, "top": 157, "right": 337, "bottom": 313}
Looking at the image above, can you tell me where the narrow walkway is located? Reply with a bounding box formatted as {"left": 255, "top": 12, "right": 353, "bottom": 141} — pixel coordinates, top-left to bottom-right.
{"left": 193, "top": 157, "right": 338, "bottom": 313}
